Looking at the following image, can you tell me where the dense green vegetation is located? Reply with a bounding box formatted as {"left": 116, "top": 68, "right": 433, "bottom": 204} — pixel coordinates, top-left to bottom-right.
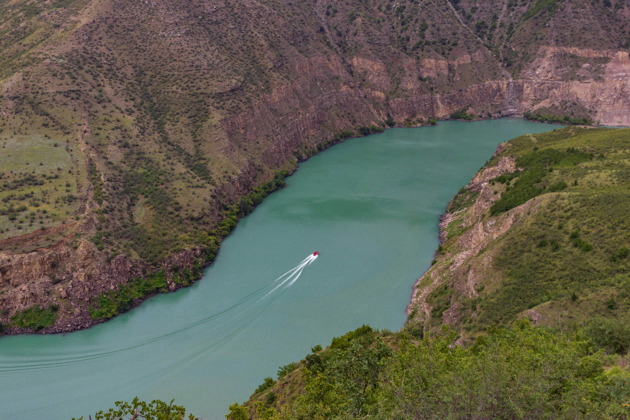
{"left": 490, "top": 146, "right": 592, "bottom": 215}
{"left": 449, "top": 108, "right": 476, "bottom": 121}
{"left": 89, "top": 267, "right": 200, "bottom": 320}
{"left": 524, "top": 111, "right": 594, "bottom": 125}
{"left": 235, "top": 322, "right": 630, "bottom": 419}
{"left": 357, "top": 126, "right": 384, "bottom": 136}
{"left": 10, "top": 304, "right": 58, "bottom": 331}
{"left": 73, "top": 397, "right": 198, "bottom": 420}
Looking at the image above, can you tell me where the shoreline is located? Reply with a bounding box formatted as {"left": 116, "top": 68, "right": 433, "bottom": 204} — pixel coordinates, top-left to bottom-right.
{"left": 0, "top": 122, "right": 391, "bottom": 336}
{"left": 0, "top": 117, "right": 605, "bottom": 337}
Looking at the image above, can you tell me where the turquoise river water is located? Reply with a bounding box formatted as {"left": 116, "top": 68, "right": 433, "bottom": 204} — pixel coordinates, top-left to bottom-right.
{"left": 0, "top": 119, "right": 555, "bottom": 419}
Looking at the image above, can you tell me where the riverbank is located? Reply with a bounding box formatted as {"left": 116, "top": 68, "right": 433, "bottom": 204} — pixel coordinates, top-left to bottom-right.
{"left": 0, "top": 122, "right": 406, "bottom": 335}
{"left": 0, "top": 119, "right": 561, "bottom": 419}
{"left": 0, "top": 118, "right": 590, "bottom": 336}
{"left": 406, "top": 126, "right": 630, "bottom": 339}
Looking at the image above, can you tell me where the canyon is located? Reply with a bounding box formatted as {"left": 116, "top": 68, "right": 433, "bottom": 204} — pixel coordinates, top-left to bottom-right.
{"left": 1, "top": 0, "right": 629, "bottom": 333}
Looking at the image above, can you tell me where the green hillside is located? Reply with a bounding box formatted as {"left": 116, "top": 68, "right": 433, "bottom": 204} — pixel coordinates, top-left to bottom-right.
{"left": 409, "top": 127, "right": 630, "bottom": 338}
{"left": 232, "top": 323, "right": 630, "bottom": 419}
{"left": 232, "top": 127, "right": 630, "bottom": 419}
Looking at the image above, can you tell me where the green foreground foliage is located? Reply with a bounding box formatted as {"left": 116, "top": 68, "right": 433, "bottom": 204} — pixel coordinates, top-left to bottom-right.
{"left": 74, "top": 397, "right": 198, "bottom": 420}
{"left": 233, "top": 322, "right": 630, "bottom": 419}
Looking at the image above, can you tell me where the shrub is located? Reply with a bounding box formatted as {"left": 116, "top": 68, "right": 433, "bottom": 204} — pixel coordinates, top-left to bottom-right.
{"left": 265, "top": 392, "right": 277, "bottom": 406}
{"left": 450, "top": 108, "right": 475, "bottom": 120}
{"left": 305, "top": 352, "right": 323, "bottom": 373}
{"left": 255, "top": 377, "right": 276, "bottom": 394}
{"left": 490, "top": 148, "right": 592, "bottom": 215}
{"left": 611, "top": 246, "right": 630, "bottom": 262}
{"left": 277, "top": 362, "right": 298, "bottom": 379}
{"left": 10, "top": 305, "right": 57, "bottom": 331}
{"left": 358, "top": 125, "right": 384, "bottom": 136}
{"left": 586, "top": 317, "right": 630, "bottom": 355}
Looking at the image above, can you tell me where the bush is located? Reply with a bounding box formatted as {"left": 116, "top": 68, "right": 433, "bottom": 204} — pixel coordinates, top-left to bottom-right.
{"left": 548, "top": 181, "right": 567, "bottom": 192}
{"left": 10, "top": 305, "right": 57, "bottom": 331}
{"left": 358, "top": 125, "right": 384, "bottom": 136}
{"left": 330, "top": 324, "right": 374, "bottom": 350}
{"left": 255, "top": 377, "right": 276, "bottom": 394}
{"left": 450, "top": 108, "right": 475, "bottom": 120}
{"left": 277, "top": 362, "right": 298, "bottom": 379}
{"left": 304, "top": 352, "right": 323, "bottom": 373}
{"left": 611, "top": 246, "right": 630, "bottom": 262}
{"left": 76, "top": 397, "right": 197, "bottom": 420}
{"left": 265, "top": 392, "right": 277, "bottom": 406}
{"left": 586, "top": 317, "right": 630, "bottom": 355}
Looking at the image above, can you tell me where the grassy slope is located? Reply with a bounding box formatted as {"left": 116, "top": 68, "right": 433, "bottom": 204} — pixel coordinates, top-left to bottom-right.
{"left": 410, "top": 127, "right": 630, "bottom": 338}
{"left": 0, "top": 117, "right": 86, "bottom": 244}
{"left": 237, "top": 127, "right": 630, "bottom": 419}
{"left": 0, "top": 0, "right": 92, "bottom": 249}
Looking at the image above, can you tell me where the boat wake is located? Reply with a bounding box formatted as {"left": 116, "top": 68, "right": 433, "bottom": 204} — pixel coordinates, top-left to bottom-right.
{"left": 0, "top": 253, "right": 319, "bottom": 374}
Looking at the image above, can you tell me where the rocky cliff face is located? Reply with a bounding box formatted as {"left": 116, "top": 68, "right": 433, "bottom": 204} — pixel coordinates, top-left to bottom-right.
{"left": 1, "top": 0, "right": 630, "bottom": 333}
{"left": 406, "top": 152, "right": 539, "bottom": 329}
{"left": 518, "top": 48, "right": 630, "bottom": 126}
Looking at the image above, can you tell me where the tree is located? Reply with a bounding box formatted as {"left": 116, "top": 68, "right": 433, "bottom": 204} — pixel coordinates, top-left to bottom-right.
{"left": 586, "top": 317, "right": 630, "bottom": 355}
{"left": 73, "top": 397, "right": 198, "bottom": 420}
{"left": 292, "top": 326, "right": 392, "bottom": 418}
{"left": 382, "top": 321, "right": 617, "bottom": 418}
{"left": 226, "top": 403, "right": 248, "bottom": 420}
{"left": 325, "top": 333, "right": 392, "bottom": 416}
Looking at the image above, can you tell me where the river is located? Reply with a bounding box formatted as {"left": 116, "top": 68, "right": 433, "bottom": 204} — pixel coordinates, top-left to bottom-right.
{"left": 0, "top": 119, "right": 555, "bottom": 419}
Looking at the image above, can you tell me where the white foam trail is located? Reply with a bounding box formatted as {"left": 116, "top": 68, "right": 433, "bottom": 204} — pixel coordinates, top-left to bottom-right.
{"left": 284, "top": 255, "right": 317, "bottom": 288}
{"left": 0, "top": 254, "right": 320, "bottom": 374}
{"left": 272, "top": 255, "right": 314, "bottom": 281}
{"left": 262, "top": 254, "right": 317, "bottom": 299}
